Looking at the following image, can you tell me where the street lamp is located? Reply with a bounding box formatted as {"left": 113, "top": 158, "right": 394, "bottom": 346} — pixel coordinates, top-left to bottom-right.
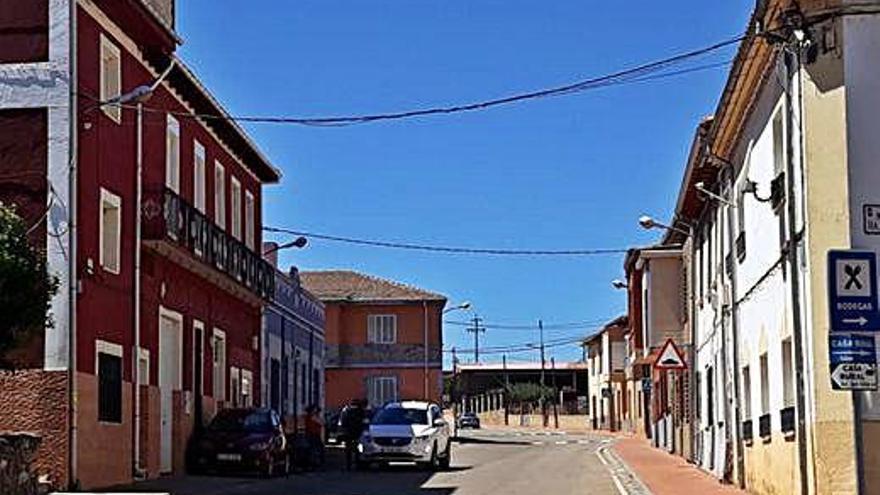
{"left": 443, "top": 301, "right": 472, "bottom": 314}
{"left": 441, "top": 302, "right": 471, "bottom": 435}
{"left": 611, "top": 279, "right": 628, "bottom": 290}
{"left": 638, "top": 215, "right": 691, "bottom": 236}
{"left": 263, "top": 236, "right": 308, "bottom": 255}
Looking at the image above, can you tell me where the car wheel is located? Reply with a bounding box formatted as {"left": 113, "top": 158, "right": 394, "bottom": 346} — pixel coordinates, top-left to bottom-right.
{"left": 440, "top": 441, "right": 451, "bottom": 470}
{"left": 427, "top": 442, "right": 440, "bottom": 471}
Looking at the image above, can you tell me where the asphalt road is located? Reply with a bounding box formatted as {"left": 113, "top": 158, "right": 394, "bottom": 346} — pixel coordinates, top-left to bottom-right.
{"left": 112, "top": 430, "right": 645, "bottom": 495}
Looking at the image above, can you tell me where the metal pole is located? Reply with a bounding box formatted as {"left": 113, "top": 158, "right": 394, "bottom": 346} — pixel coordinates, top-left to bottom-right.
{"left": 452, "top": 347, "right": 459, "bottom": 438}
{"left": 467, "top": 315, "right": 483, "bottom": 363}
{"left": 504, "top": 354, "right": 510, "bottom": 425}
{"left": 132, "top": 101, "right": 144, "bottom": 478}
{"left": 552, "top": 357, "right": 559, "bottom": 429}
{"left": 423, "top": 301, "right": 429, "bottom": 399}
{"left": 540, "top": 320, "right": 546, "bottom": 427}
{"left": 784, "top": 42, "right": 810, "bottom": 495}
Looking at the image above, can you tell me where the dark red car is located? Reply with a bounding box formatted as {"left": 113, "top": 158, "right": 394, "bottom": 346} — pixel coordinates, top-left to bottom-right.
{"left": 188, "top": 408, "right": 289, "bottom": 477}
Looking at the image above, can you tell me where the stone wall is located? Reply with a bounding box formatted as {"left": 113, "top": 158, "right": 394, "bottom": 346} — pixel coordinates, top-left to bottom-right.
{"left": 0, "top": 370, "right": 68, "bottom": 489}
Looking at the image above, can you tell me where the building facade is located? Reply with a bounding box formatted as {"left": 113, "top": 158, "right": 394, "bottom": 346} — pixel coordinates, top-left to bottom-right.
{"left": 0, "top": 0, "right": 279, "bottom": 489}
{"left": 261, "top": 249, "right": 325, "bottom": 432}
{"left": 622, "top": 1, "right": 880, "bottom": 493}
{"left": 300, "top": 270, "right": 446, "bottom": 412}
{"left": 582, "top": 317, "right": 626, "bottom": 432}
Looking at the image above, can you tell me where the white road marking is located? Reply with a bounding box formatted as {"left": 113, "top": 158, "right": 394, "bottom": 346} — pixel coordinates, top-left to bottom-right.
{"left": 596, "top": 445, "right": 629, "bottom": 495}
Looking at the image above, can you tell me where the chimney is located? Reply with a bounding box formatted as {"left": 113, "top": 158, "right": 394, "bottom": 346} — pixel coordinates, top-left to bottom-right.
{"left": 262, "top": 242, "right": 278, "bottom": 268}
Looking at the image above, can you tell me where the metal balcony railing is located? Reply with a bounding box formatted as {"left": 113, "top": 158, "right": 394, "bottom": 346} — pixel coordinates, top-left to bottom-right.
{"left": 144, "top": 188, "right": 274, "bottom": 300}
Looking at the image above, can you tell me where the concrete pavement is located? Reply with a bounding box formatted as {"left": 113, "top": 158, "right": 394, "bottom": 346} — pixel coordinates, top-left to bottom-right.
{"left": 108, "top": 429, "right": 636, "bottom": 495}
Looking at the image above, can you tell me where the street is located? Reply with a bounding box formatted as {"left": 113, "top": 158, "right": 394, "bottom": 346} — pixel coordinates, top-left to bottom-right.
{"left": 112, "top": 430, "right": 647, "bottom": 495}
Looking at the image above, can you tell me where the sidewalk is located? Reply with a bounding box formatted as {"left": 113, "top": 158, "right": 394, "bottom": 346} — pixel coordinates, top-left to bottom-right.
{"left": 613, "top": 436, "right": 746, "bottom": 495}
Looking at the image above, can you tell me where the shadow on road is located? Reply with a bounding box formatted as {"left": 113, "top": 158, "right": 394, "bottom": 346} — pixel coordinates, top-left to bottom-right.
{"left": 107, "top": 447, "right": 468, "bottom": 495}
{"left": 453, "top": 436, "right": 532, "bottom": 446}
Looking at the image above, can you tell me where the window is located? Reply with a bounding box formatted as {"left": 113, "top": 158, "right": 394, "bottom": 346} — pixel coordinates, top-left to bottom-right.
{"left": 782, "top": 339, "right": 794, "bottom": 408}
{"left": 742, "top": 366, "right": 752, "bottom": 420}
{"left": 312, "top": 367, "right": 320, "bottom": 405}
{"left": 241, "top": 369, "right": 253, "bottom": 407}
{"left": 193, "top": 141, "right": 206, "bottom": 212}
{"left": 214, "top": 161, "right": 226, "bottom": 228}
{"left": 706, "top": 366, "right": 714, "bottom": 424}
{"left": 300, "top": 362, "right": 307, "bottom": 409}
{"left": 368, "top": 315, "right": 397, "bottom": 344}
{"left": 230, "top": 176, "right": 241, "bottom": 239}
{"left": 368, "top": 376, "right": 398, "bottom": 407}
{"left": 193, "top": 321, "right": 204, "bottom": 395}
{"left": 230, "top": 366, "right": 241, "bottom": 406}
{"left": 212, "top": 329, "right": 227, "bottom": 401}
{"left": 760, "top": 353, "right": 770, "bottom": 414}
{"left": 166, "top": 115, "right": 180, "bottom": 192}
{"left": 99, "top": 34, "right": 121, "bottom": 123}
{"left": 97, "top": 340, "right": 123, "bottom": 423}
{"left": 138, "top": 348, "right": 150, "bottom": 386}
{"left": 245, "top": 190, "right": 255, "bottom": 249}
{"left": 99, "top": 188, "right": 121, "bottom": 274}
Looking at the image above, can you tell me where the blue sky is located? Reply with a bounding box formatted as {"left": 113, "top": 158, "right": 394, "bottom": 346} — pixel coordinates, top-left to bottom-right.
{"left": 177, "top": 1, "right": 753, "bottom": 366}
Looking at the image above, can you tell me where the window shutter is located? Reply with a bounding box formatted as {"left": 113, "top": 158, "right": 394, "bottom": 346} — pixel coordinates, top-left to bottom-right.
{"left": 98, "top": 353, "right": 122, "bottom": 422}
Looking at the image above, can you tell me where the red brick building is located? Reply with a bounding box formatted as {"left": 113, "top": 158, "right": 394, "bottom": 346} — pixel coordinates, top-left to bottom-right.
{"left": 0, "top": 0, "right": 279, "bottom": 489}
{"left": 300, "top": 271, "right": 446, "bottom": 413}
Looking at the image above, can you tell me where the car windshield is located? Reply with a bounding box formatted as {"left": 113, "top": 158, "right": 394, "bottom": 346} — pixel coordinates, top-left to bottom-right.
{"left": 208, "top": 410, "right": 273, "bottom": 432}
{"left": 371, "top": 407, "right": 428, "bottom": 425}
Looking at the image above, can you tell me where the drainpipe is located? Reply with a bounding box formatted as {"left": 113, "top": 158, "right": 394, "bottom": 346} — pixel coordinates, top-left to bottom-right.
{"left": 723, "top": 166, "right": 745, "bottom": 488}
{"left": 67, "top": 0, "right": 79, "bottom": 487}
{"left": 423, "top": 301, "right": 429, "bottom": 399}
{"left": 783, "top": 41, "right": 810, "bottom": 495}
{"left": 130, "top": 61, "right": 175, "bottom": 479}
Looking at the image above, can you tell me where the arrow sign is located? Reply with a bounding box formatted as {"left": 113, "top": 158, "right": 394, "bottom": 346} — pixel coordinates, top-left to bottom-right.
{"left": 827, "top": 250, "right": 880, "bottom": 332}
{"left": 829, "top": 334, "right": 878, "bottom": 391}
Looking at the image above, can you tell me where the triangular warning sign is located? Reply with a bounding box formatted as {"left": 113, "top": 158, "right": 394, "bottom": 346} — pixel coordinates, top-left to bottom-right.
{"left": 655, "top": 339, "right": 687, "bottom": 370}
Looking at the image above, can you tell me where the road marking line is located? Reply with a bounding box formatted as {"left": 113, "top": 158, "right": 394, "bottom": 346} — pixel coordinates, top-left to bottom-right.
{"left": 596, "top": 445, "right": 628, "bottom": 495}
{"left": 531, "top": 441, "right": 544, "bottom": 445}
{"left": 555, "top": 440, "right": 567, "bottom": 445}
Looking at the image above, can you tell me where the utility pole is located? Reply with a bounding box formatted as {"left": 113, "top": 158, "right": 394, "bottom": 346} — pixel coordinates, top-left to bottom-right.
{"left": 551, "top": 357, "right": 559, "bottom": 429}
{"left": 539, "top": 320, "right": 547, "bottom": 427}
{"left": 503, "top": 354, "right": 510, "bottom": 426}
{"left": 466, "top": 315, "right": 485, "bottom": 363}
{"left": 452, "top": 347, "right": 459, "bottom": 438}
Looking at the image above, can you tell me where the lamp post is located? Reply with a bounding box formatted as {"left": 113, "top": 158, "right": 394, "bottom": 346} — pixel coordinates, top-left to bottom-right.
{"left": 442, "top": 302, "right": 471, "bottom": 435}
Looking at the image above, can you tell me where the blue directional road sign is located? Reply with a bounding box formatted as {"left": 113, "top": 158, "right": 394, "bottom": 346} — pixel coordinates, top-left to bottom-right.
{"left": 829, "top": 334, "right": 878, "bottom": 391}
{"left": 827, "top": 250, "right": 880, "bottom": 332}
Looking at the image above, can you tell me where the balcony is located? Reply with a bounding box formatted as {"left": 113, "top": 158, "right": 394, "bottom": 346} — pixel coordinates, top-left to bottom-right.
{"left": 759, "top": 413, "right": 771, "bottom": 441}
{"left": 143, "top": 188, "right": 274, "bottom": 301}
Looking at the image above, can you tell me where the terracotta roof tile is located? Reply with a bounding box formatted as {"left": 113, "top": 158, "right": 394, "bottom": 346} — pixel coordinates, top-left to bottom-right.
{"left": 299, "top": 270, "right": 446, "bottom": 303}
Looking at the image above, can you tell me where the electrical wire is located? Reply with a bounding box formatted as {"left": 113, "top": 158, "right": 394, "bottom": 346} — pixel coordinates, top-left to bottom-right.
{"left": 444, "top": 318, "right": 612, "bottom": 330}
{"left": 264, "top": 226, "right": 628, "bottom": 256}
{"left": 80, "top": 35, "right": 745, "bottom": 128}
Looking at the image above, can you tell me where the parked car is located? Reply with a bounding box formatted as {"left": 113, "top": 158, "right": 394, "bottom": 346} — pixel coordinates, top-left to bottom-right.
{"left": 457, "top": 412, "right": 481, "bottom": 429}
{"left": 357, "top": 401, "right": 451, "bottom": 470}
{"left": 187, "top": 408, "right": 289, "bottom": 477}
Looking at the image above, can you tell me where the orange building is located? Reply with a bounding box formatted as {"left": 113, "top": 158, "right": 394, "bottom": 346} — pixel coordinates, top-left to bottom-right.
{"left": 300, "top": 271, "right": 446, "bottom": 413}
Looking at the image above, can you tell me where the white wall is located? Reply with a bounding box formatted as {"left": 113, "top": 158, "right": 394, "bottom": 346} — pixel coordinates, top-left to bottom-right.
{"left": 844, "top": 13, "right": 880, "bottom": 418}
{"left": 0, "top": 0, "right": 73, "bottom": 370}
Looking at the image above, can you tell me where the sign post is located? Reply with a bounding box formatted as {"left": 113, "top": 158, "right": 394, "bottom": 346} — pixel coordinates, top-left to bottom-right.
{"left": 827, "top": 250, "right": 880, "bottom": 392}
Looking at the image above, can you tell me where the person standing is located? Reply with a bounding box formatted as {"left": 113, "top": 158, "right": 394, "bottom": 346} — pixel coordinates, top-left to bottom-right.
{"left": 340, "top": 400, "right": 368, "bottom": 470}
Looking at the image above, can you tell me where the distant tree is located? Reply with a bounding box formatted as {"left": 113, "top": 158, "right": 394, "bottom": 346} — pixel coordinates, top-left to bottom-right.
{"left": 505, "top": 382, "right": 553, "bottom": 403}
{"left": 0, "top": 203, "right": 58, "bottom": 368}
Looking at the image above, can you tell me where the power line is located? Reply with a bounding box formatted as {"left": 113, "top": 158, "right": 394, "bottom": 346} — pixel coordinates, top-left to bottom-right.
{"left": 264, "top": 227, "right": 628, "bottom": 256}
{"left": 91, "top": 34, "right": 745, "bottom": 128}
{"left": 444, "top": 318, "right": 611, "bottom": 329}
